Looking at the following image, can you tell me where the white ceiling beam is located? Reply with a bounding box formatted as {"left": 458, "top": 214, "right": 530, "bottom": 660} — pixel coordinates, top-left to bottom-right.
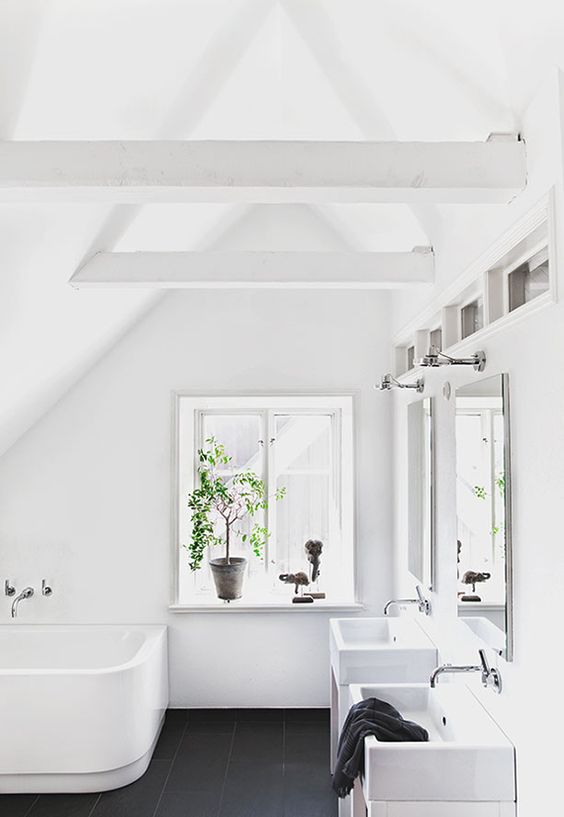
{"left": 0, "top": 140, "right": 525, "bottom": 203}
{"left": 70, "top": 249, "right": 434, "bottom": 290}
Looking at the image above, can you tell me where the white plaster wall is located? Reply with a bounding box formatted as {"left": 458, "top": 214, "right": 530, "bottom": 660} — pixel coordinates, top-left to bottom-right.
{"left": 391, "top": 72, "right": 564, "bottom": 816}
{"left": 0, "top": 288, "right": 393, "bottom": 708}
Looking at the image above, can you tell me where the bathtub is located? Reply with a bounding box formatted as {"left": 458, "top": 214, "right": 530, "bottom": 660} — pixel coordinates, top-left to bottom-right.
{"left": 0, "top": 625, "right": 168, "bottom": 793}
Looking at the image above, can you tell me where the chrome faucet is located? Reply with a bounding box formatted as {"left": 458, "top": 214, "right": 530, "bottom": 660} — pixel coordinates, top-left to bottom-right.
{"left": 430, "top": 648, "right": 502, "bottom": 693}
{"left": 11, "top": 587, "right": 34, "bottom": 618}
{"left": 383, "top": 584, "right": 431, "bottom": 616}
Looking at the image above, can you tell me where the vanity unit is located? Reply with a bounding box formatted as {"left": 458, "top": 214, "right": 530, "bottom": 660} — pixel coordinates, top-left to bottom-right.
{"left": 329, "top": 616, "right": 437, "bottom": 773}
{"left": 348, "top": 683, "right": 516, "bottom": 816}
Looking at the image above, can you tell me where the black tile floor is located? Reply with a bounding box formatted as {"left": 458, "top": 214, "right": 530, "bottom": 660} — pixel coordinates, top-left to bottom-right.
{"left": 0, "top": 709, "right": 337, "bottom": 817}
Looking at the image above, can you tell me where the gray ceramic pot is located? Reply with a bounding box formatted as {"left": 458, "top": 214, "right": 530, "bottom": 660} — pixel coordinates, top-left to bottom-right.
{"left": 210, "top": 557, "right": 247, "bottom": 601}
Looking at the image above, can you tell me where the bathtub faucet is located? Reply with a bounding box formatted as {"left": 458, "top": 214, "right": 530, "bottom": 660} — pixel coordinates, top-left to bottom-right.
{"left": 11, "top": 587, "right": 34, "bottom": 618}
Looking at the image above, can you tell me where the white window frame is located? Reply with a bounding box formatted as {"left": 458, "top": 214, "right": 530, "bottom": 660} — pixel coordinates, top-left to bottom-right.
{"left": 391, "top": 191, "right": 557, "bottom": 380}
{"left": 170, "top": 390, "right": 359, "bottom": 612}
{"left": 504, "top": 241, "right": 549, "bottom": 315}
{"left": 457, "top": 281, "right": 484, "bottom": 342}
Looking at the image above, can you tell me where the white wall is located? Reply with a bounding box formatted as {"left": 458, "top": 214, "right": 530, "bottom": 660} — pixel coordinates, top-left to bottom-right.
{"left": 0, "top": 288, "right": 393, "bottom": 707}
{"left": 392, "top": 72, "right": 564, "bottom": 816}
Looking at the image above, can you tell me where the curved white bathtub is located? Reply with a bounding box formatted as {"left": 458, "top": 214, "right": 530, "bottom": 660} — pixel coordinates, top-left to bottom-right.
{"left": 0, "top": 625, "right": 168, "bottom": 793}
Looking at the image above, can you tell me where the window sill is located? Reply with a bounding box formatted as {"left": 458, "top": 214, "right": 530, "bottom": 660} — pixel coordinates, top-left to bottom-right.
{"left": 169, "top": 600, "right": 364, "bottom": 613}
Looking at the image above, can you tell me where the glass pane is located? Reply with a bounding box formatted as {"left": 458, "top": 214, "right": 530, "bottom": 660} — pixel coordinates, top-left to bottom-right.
{"left": 429, "top": 327, "right": 442, "bottom": 352}
{"left": 508, "top": 251, "right": 549, "bottom": 311}
{"left": 275, "top": 473, "right": 330, "bottom": 575}
{"left": 275, "top": 415, "right": 331, "bottom": 470}
{"left": 407, "top": 346, "right": 415, "bottom": 370}
{"left": 273, "top": 414, "right": 336, "bottom": 592}
{"left": 197, "top": 414, "right": 265, "bottom": 588}
{"left": 461, "top": 297, "right": 484, "bottom": 339}
{"left": 202, "top": 414, "right": 262, "bottom": 473}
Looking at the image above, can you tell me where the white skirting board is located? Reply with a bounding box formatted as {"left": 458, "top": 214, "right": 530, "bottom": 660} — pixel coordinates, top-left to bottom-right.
{"left": 366, "top": 802, "right": 516, "bottom": 816}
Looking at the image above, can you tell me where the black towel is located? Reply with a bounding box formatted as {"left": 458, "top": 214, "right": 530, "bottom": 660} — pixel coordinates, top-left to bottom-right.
{"left": 332, "top": 697, "right": 429, "bottom": 798}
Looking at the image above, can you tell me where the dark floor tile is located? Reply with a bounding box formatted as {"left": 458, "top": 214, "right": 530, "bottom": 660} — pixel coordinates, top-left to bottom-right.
{"left": 165, "top": 731, "right": 233, "bottom": 793}
{"left": 231, "top": 722, "right": 283, "bottom": 764}
{"left": 284, "top": 761, "right": 336, "bottom": 817}
{"left": 154, "top": 790, "right": 221, "bottom": 817}
{"left": 187, "top": 709, "right": 237, "bottom": 723}
{"left": 153, "top": 710, "right": 189, "bottom": 760}
{"left": 284, "top": 708, "right": 330, "bottom": 724}
{"left": 236, "top": 709, "right": 284, "bottom": 722}
{"left": 284, "top": 722, "right": 330, "bottom": 763}
{"left": 219, "top": 762, "right": 284, "bottom": 817}
{"left": 27, "top": 794, "right": 99, "bottom": 817}
{"left": 90, "top": 759, "right": 170, "bottom": 817}
{"left": 185, "top": 720, "right": 235, "bottom": 735}
{"left": 166, "top": 709, "right": 190, "bottom": 723}
{"left": 0, "top": 794, "right": 39, "bottom": 817}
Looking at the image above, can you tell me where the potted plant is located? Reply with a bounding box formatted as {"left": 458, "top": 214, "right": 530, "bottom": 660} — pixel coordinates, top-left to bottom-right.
{"left": 186, "top": 437, "right": 285, "bottom": 601}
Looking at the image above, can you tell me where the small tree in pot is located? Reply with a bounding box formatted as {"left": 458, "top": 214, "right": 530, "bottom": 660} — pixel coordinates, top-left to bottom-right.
{"left": 186, "top": 437, "right": 285, "bottom": 601}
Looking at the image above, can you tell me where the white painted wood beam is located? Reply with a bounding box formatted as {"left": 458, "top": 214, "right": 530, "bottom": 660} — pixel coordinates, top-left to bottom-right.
{"left": 70, "top": 249, "right": 434, "bottom": 290}
{"left": 0, "top": 140, "right": 525, "bottom": 203}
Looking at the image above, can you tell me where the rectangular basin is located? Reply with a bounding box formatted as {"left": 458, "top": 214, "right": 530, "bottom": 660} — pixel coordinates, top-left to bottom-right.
{"left": 330, "top": 617, "right": 437, "bottom": 685}
{"left": 349, "top": 683, "right": 515, "bottom": 803}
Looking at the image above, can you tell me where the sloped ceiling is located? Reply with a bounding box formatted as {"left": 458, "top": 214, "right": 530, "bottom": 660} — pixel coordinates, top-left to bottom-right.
{"left": 1, "top": 0, "right": 563, "bottom": 456}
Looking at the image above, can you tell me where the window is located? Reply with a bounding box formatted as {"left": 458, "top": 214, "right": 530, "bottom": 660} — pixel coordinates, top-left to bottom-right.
{"left": 407, "top": 345, "right": 415, "bottom": 370}
{"left": 173, "top": 394, "right": 355, "bottom": 607}
{"left": 508, "top": 247, "right": 549, "bottom": 312}
{"left": 429, "top": 327, "right": 442, "bottom": 352}
{"left": 460, "top": 296, "right": 484, "bottom": 339}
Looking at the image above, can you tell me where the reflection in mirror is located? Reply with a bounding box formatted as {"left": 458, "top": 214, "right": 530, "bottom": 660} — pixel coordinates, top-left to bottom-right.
{"left": 455, "top": 375, "right": 513, "bottom": 660}
{"left": 407, "top": 397, "right": 434, "bottom": 589}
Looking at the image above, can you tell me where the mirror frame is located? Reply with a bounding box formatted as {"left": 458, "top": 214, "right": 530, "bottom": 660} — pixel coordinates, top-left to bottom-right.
{"left": 407, "top": 396, "right": 436, "bottom": 591}
{"left": 502, "top": 374, "right": 514, "bottom": 661}
{"left": 455, "top": 373, "right": 514, "bottom": 661}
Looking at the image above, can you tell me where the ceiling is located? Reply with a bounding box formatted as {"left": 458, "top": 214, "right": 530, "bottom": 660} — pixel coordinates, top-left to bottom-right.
{"left": 1, "top": 0, "right": 563, "bottom": 456}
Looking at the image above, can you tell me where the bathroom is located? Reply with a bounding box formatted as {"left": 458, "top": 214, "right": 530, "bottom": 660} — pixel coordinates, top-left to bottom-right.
{"left": 1, "top": 2, "right": 563, "bottom": 816}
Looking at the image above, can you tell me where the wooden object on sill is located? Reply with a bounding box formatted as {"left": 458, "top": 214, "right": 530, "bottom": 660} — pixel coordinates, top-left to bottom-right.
{"left": 306, "top": 592, "right": 326, "bottom": 599}
{"left": 279, "top": 571, "right": 310, "bottom": 594}
{"left": 292, "top": 595, "right": 314, "bottom": 604}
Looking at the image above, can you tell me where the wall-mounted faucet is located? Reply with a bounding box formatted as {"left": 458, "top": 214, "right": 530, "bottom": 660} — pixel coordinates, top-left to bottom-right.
{"left": 11, "top": 587, "right": 34, "bottom": 619}
{"left": 430, "top": 648, "right": 502, "bottom": 693}
{"left": 383, "top": 584, "right": 431, "bottom": 616}
{"left": 5, "top": 579, "right": 53, "bottom": 618}
{"left": 42, "top": 580, "right": 53, "bottom": 597}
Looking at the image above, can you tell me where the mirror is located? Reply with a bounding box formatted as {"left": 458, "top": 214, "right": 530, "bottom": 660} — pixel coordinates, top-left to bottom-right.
{"left": 407, "top": 397, "right": 434, "bottom": 589}
{"left": 455, "top": 374, "right": 513, "bottom": 660}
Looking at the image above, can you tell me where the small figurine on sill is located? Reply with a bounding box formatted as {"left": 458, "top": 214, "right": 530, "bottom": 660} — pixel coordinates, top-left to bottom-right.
{"left": 460, "top": 570, "right": 491, "bottom": 602}
{"left": 304, "top": 538, "right": 326, "bottom": 599}
{"left": 279, "top": 572, "right": 313, "bottom": 603}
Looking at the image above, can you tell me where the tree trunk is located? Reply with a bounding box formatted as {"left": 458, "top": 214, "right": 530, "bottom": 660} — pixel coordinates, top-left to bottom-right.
{"left": 225, "top": 520, "right": 230, "bottom": 564}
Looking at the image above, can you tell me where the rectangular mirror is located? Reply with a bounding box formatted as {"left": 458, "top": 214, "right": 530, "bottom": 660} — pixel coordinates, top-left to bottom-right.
{"left": 407, "top": 397, "right": 434, "bottom": 589}
{"left": 455, "top": 374, "right": 513, "bottom": 660}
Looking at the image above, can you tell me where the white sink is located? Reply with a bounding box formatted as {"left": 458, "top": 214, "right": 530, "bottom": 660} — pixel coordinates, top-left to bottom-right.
{"left": 330, "top": 617, "right": 437, "bottom": 685}
{"left": 460, "top": 615, "right": 506, "bottom": 655}
{"left": 349, "top": 683, "right": 515, "bottom": 803}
